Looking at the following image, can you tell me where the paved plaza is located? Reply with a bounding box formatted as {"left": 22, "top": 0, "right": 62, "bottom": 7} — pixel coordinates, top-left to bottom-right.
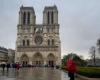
{"left": 0, "top": 67, "right": 70, "bottom": 80}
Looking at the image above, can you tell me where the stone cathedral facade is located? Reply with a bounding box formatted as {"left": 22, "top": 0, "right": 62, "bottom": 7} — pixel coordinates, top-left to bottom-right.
{"left": 15, "top": 5, "right": 61, "bottom": 67}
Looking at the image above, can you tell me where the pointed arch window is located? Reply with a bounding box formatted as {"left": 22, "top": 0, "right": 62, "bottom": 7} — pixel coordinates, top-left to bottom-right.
{"left": 51, "top": 11, "right": 54, "bottom": 24}
{"left": 23, "top": 12, "right": 26, "bottom": 25}
{"left": 52, "top": 39, "right": 54, "bottom": 45}
{"left": 23, "top": 40, "right": 25, "bottom": 46}
{"left": 47, "top": 12, "right": 50, "bottom": 24}
{"left": 48, "top": 39, "right": 50, "bottom": 46}
{"left": 27, "top": 39, "right": 30, "bottom": 46}
{"left": 27, "top": 12, "right": 30, "bottom": 25}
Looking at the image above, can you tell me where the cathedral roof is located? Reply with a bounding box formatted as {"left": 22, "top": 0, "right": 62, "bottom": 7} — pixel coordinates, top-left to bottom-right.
{"left": 20, "top": 5, "right": 35, "bottom": 13}
{"left": 44, "top": 5, "right": 58, "bottom": 11}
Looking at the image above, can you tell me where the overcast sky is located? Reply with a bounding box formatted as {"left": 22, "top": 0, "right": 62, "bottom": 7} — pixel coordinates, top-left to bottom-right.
{"left": 0, "top": 0, "right": 100, "bottom": 59}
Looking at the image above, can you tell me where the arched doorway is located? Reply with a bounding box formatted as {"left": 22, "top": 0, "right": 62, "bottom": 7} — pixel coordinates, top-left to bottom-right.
{"left": 20, "top": 54, "right": 29, "bottom": 67}
{"left": 32, "top": 53, "right": 43, "bottom": 67}
{"left": 47, "top": 53, "right": 56, "bottom": 67}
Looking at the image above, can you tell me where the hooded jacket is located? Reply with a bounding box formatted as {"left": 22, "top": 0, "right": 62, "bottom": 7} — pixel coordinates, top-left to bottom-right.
{"left": 66, "top": 59, "right": 76, "bottom": 73}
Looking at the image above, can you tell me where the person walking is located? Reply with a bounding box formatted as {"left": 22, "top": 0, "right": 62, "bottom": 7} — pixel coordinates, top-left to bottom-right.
{"left": 66, "top": 55, "right": 76, "bottom": 80}
{"left": 6, "top": 62, "right": 10, "bottom": 72}
{"left": 16, "top": 62, "right": 20, "bottom": 71}
{"left": 1, "top": 62, "right": 6, "bottom": 72}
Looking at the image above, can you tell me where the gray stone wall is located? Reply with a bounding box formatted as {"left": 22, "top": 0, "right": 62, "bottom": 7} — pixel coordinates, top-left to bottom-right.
{"left": 15, "top": 5, "right": 61, "bottom": 66}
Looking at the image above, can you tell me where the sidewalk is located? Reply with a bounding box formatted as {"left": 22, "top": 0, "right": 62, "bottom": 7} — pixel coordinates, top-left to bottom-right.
{"left": 76, "top": 74, "right": 100, "bottom": 80}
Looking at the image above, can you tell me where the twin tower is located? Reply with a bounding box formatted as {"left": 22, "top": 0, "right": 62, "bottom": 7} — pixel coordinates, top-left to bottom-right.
{"left": 15, "top": 5, "right": 61, "bottom": 67}
{"left": 18, "top": 5, "right": 58, "bottom": 25}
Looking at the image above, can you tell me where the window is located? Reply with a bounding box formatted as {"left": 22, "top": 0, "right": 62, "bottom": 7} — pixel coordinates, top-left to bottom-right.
{"left": 35, "top": 36, "right": 43, "bottom": 45}
{"left": 52, "top": 39, "right": 54, "bottom": 45}
{"left": 23, "top": 12, "right": 26, "bottom": 25}
{"left": 27, "top": 12, "right": 30, "bottom": 25}
{"left": 23, "top": 40, "right": 25, "bottom": 46}
{"left": 27, "top": 40, "right": 30, "bottom": 46}
{"left": 47, "top": 12, "right": 50, "bottom": 24}
{"left": 51, "top": 11, "right": 54, "bottom": 24}
{"left": 48, "top": 39, "right": 50, "bottom": 46}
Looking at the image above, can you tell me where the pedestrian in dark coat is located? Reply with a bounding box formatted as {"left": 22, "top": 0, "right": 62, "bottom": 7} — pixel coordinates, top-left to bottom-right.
{"left": 6, "top": 63, "right": 10, "bottom": 71}
{"left": 1, "top": 63, "right": 6, "bottom": 71}
{"left": 16, "top": 62, "right": 20, "bottom": 70}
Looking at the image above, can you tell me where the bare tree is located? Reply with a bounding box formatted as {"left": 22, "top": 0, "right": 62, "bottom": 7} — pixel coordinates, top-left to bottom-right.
{"left": 97, "top": 39, "right": 100, "bottom": 55}
{"left": 89, "top": 46, "right": 96, "bottom": 66}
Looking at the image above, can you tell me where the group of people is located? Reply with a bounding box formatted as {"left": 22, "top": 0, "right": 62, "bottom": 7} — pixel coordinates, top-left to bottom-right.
{"left": 0, "top": 56, "right": 76, "bottom": 80}
{"left": 0, "top": 62, "right": 20, "bottom": 72}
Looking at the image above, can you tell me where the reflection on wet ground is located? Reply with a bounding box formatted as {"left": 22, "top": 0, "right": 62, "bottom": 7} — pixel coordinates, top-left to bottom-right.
{"left": 0, "top": 67, "right": 69, "bottom": 80}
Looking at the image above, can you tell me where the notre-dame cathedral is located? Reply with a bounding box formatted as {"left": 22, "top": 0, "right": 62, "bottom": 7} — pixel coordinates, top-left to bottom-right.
{"left": 15, "top": 5, "right": 61, "bottom": 67}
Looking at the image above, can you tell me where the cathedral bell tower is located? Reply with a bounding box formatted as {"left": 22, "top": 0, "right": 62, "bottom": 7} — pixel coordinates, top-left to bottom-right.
{"left": 43, "top": 5, "right": 58, "bottom": 25}
{"left": 19, "top": 5, "right": 36, "bottom": 25}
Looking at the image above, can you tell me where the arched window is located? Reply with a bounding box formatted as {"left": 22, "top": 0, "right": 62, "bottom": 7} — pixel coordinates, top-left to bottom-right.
{"left": 48, "top": 39, "right": 50, "bottom": 46}
{"left": 51, "top": 11, "right": 54, "bottom": 24}
{"left": 27, "top": 12, "right": 30, "bottom": 25}
{"left": 23, "top": 12, "right": 26, "bottom": 25}
{"left": 52, "top": 39, "right": 54, "bottom": 45}
{"left": 47, "top": 12, "right": 50, "bottom": 24}
{"left": 27, "top": 40, "right": 30, "bottom": 46}
{"left": 23, "top": 40, "right": 25, "bottom": 46}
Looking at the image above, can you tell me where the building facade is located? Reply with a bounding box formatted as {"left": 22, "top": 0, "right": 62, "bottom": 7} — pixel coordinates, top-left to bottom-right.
{"left": 0, "top": 47, "right": 8, "bottom": 64}
{"left": 15, "top": 5, "right": 61, "bottom": 67}
{"left": 8, "top": 49, "right": 15, "bottom": 63}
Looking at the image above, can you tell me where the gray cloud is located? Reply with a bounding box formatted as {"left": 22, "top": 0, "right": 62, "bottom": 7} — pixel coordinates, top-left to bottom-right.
{"left": 0, "top": 0, "right": 100, "bottom": 59}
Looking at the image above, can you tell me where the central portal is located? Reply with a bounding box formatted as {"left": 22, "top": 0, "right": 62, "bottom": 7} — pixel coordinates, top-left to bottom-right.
{"left": 32, "top": 53, "right": 43, "bottom": 67}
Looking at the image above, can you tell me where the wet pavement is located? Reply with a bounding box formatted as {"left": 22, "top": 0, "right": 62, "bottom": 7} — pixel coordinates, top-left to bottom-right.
{"left": 0, "top": 67, "right": 69, "bottom": 80}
